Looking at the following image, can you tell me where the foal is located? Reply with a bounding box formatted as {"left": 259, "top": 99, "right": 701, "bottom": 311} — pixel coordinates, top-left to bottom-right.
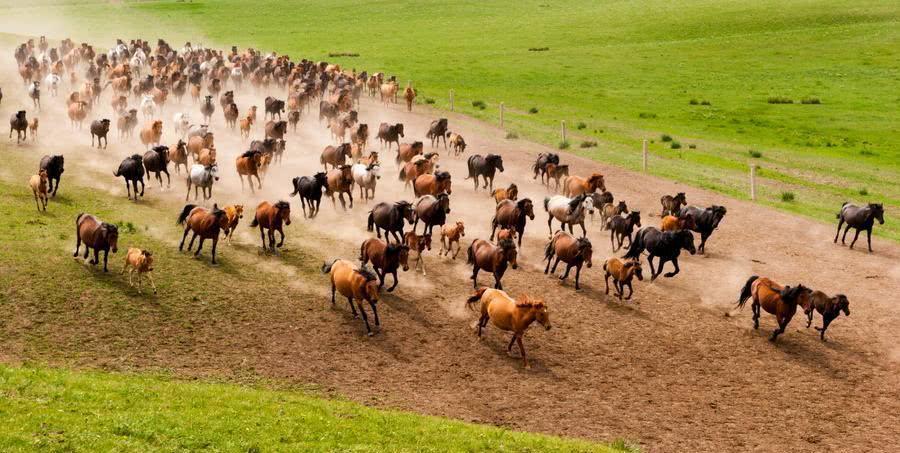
{"left": 29, "top": 170, "right": 49, "bottom": 211}
{"left": 439, "top": 221, "right": 465, "bottom": 259}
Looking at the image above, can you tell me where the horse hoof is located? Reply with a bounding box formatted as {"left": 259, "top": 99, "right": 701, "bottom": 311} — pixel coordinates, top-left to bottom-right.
{"left": 367, "top": 331, "right": 374, "bottom": 337}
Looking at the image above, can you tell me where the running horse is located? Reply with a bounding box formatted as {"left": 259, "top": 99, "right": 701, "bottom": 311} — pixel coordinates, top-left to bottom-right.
{"left": 250, "top": 201, "right": 291, "bottom": 252}
{"left": 413, "top": 171, "right": 452, "bottom": 197}
{"left": 367, "top": 200, "right": 416, "bottom": 243}
{"left": 467, "top": 238, "right": 518, "bottom": 290}
{"left": 532, "top": 153, "right": 559, "bottom": 184}
{"left": 466, "top": 287, "right": 551, "bottom": 368}
{"left": 177, "top": 204, "right": 228, "bottom": 264}
{"left": 413, "top": 193, "right": 451, "bottom": 236}
{"left": 737, "top": 276, "right": 812, "bottom": 342}
{"left": 359, "top": 238, "right": 410, "bottom": 292}
{"left": 73, "top": 213, "right": 119, "bottom": 272}
{"left": 466, "top": 154, "right": 504, "bottom": 192}
{"left": 544, "top": 231, "right": 593, "bottom": 290}
{"left": 624, "top": 226, "right": 694, "bottom": 280}
{"left": 834, "top": 202, "right": 885, "bottom": 253}
{"left": 543, "top": 194, "right": 594, "bottom": 237}
{"left": 490, "top": 198, "right": 535, "bottom": 247}
{"left": 800, "top": 291, "right": 850, "bottom": 341}
{"left": 562, "top": 173, "right": 606, "bottom": 198}
{"left": 322, "top": 259, "right": 381, "bottom": 336}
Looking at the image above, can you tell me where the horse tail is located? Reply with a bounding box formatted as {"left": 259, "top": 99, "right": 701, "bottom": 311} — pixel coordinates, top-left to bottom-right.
{"left": 623, "top": 229, "right": 644, "bottom": 259}
{"left": 466, "top": 287, "right": 488, "bottom": 310}
{"left": 321, "top": 259, "right": 337, "bottom": 275}
{"left": 737, "top": 275, "right": 759, "bottom": 310}
{"left": 466, "top": 242, "right": 475, "bottom": 264}
{"left": 398, "top": 166, "right": 406, "bottom": 181}
{"left": 465, "top": 158, "right": 474, "bottom": 179}
{"left": 836, "top": 201, "right": 849, "bottom": 218}
{"left": 176, "top": 204, "right": 195, "bottom": 225}
{"left": 543, "top": 196, "right": 551, "bottom": 212}
{"left": 359, "top": 242, "right": 367, "bottom": 263}
{"left": 75, "top": 212, "right": 84, "bottom": 227}
{"left": 250, "top": 214, "right": 259, "bottom": 228}
{"left": 289, "top": 177, "right": 300, "bottom": 197}
{"left": 367, "top": 211, "right": 375, "bottom": 232}
{"left": 544, "top": 235, "right": 556, "bottom": 262}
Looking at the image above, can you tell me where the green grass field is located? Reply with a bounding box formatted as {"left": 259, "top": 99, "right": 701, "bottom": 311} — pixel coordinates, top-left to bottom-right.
{"left": 1, "top": 0, "right": 896, "bottom": 239}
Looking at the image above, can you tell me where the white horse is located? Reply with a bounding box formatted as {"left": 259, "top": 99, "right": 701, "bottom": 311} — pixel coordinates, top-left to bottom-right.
{"left": 351, "top": 163, "right": 381, "bottom": 202}
{"left": 43, "top": 73, "right": 60, "bottom": 97}
{"left": 140, "top": 94, "right": 156, "bottom": 119}
{"left": 230, "top": 66, "right": 243, "bottom": 87}
{"left": 186, "top": 164, "right": 219, "bottom": 201}
{"left": 172, "top": 112, "right": 191, "bottom": 137}
{"left": 544, "top": 194, "right": 595, "bottom": 237}
{"left": 27, "top": 81, "right": 40, "bottom": 108}
{"left": 185, "top": 124, "right": 209, "bottom": 140}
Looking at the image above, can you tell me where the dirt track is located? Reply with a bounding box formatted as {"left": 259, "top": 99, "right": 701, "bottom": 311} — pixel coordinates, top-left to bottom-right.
{"left": 2, "top": 53, "right": 899, "bottom": 452}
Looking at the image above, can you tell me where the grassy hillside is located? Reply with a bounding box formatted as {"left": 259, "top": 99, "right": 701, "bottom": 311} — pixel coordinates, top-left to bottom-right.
{"left": 0, "top": 365, "right": 622, "bottom": 452}
{"left": 0, "top": 1, "right": 897, "bottom": 239}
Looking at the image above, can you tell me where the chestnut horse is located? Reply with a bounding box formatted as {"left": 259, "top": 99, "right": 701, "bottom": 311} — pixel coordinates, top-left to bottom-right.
{"left": 322, "top": 259, "right": 380, "bottom": 335}
{"left": 603, "top": 257, "right": 643, "bottom": 300}
{"left": 491, "top": 183, "right": 518, "bottom": 204}
{"left": 467, "top": 238, "right": 518, "bottom": 290}
{"left": 562, "top": 173, "right": 606, "bottom": 197}
{"left": 466, "top": 287, "right": 551, "bottom": 368}
{"left": 250, "top": 201, "right": 291, "bottom": 252}
{"left": 321, "top": 143, "right": 352, "bottom": 171}
{"left": 73, "top": 213, "right": 119, "bottom": 272}
{"left": 490, "top": 198, "right": 535, "bottom": 247}
{"left": 413, "top": 171, "right": 452, "bottom": 197}
{"left": 235, "top": 150, "right": 263, "bottom": 193}
{"left": 544, "top": 231, "right": 593, "bottom": 290}
{"left": 359, "top": 238, "right": 410, "bottom": 292}
{"left": 404, "top": 231, "right": 432, "bottom": 275}
{"left": 326, "top": 165, "right": 354, "bottom": 210}
{"left": 737, "top": 276, "right": 812, "bottom": 342}
{"left": 439, "top": 221, "right": 465, "bottom": 259}
{"left": 177, "top": 204, "right": 228, "bottom": 264}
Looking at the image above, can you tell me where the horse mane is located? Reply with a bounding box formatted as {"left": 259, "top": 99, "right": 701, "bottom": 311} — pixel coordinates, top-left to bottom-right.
{"left": 101, "top": 222, "right": 118, "bottom": 233}
{"left": 515, "top": 296, "right": 545, "bottom": 309}
{"left": 273, "top": 200, "right": 290, "bottom": 210}
{"left": 423, "top": 152, "right": 438, "bottom": 160}
{"left": 153, "top": 145, "right": 168, "bottom": 153}
{"left": 498, "top": 238, "right": 516, "bottom": 251}
{"left": 240, "top": 149, "right": 259, "bottom": 158}
{"left": 129, "top": 154, "right": 143, "bottom": 161}
{"left": 356, "top": 266, "right": 378, "bottom": 282}
{"left": 780, "top": 284, "right": 809, "bottom": 303}
{"left": 576, "top": 237, "right": 592, "bottom": 250}
{"left": 568, "top": 194, "right": 585, "bottom": 210}
{"left": 434, "top": 171, "right": 451, "bottom": 181}
{"left": 517, "top": 198, "right": 532, "bottom": 209}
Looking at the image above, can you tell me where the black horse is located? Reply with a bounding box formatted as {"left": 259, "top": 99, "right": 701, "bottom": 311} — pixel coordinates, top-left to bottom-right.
{"left": 466, "top": 154, "right": 504, "bottom": 191}
{"left": 39, "top": 154, "right": 64, "bottom": 197}
{"left": 264, "top": 96, "right": 285, "bottom": 120}
{"left": 490, "top": 198, "right": 535, "bottom": 247}
{"left": 426, "top": 118, "right": 448, "bottom": 148}
{"left": 413, "top": 193, "right": 451, "bottom": 236}
{"left": 90, "top": 118, "right": 110, "bottom": 149}
{"left": 367, "top": 201, "right": 415, "bottom": 243}
{"left": 678, "top": 205, "right": 726, "bottom": 254}
{"left": 290, "top": 172, "right": 328, "bottom": 218}
{"left": 834, "top": 202, "right": 885, "bottom": 253}
{"left": 608, "top": 210, "right": 641, "bottom": 252}
{"left": 143, "top": 145, "right": 170, "bottom": 188}
{"left": 114, "top": 154, "right": 145, "bottom": 200}
{"left": 624, "top": 227, "right": 696, "bottom": 280}
{"left": 532, "top": 152, "right": 559, "bottom": 183}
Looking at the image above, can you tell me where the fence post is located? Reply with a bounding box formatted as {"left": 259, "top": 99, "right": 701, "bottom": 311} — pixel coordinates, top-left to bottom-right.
{"left": 449, "top": 89, "right": 454, "bottom": 111}
{"left": 561, "top": 120, "right": 567, "bottom": 143}
{"left": 642, "top": 139, "right": 648, "bottom": 172}
{"left": 499, "top": 102, "right": 504, "bottom": 128}
{"left": 750, "top": 165, "right": 757, "bottom": 201}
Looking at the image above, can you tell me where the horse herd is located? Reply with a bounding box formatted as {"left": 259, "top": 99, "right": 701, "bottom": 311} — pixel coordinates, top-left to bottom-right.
{"left": 10, "top": 36, "right": 887, "bottom": 367}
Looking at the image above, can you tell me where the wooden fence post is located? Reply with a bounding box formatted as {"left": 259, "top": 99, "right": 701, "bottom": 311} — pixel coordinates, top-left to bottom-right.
{"left": 642, "top": 139, "right": 648, "bottom": 172}
{"left": 449, "top": 89, "right": 454, "bottom": 111}
{"left": 750, "top": 165, "right": 757, "bottom": 201}
{"left": 499, "top": 102, "right": 504, "bottom": 128}
{"left": 561, "top": 120, "right": 567, "bottom": 143}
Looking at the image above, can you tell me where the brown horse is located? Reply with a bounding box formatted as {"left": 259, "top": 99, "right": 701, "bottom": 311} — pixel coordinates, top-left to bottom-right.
{"left": 170, "top": 139, "right": 189, "bottom": 174}
{"left": 439, "top": 221, "right": 465, "bottom": 259}
{"left": 73, "top": 213, "right": 119, "bottom": 272}
{"left": 326, "top": 165, "right": 354, "bottom": 210}
{"left": 545, "top": 163, "right": 568, "bottom": 191}
{"left": 321, "top": 143, "right": 352, "bottom": 171}
{"left": 490, "top": 183, "right": 518, "bottom": 204}
{"left": 222, "top": 204, "right": 244, "bottom": 244}
{"left": 736, "top": 276, "right": 812, "bottom": 342}
{"left": 563, "top": 173, "right": 606, "bottom": 197}
{"left": 800, "top": 291, "right": 850, "bottom": 341}
{"left": 322, "top": 259, "right": 381, "bottom": 336}
{"left": 235, "top": 150, "right": 263, "bottom": 193}
{"left": 396, "top": 141, "right": 424, "bottom": 164}
{"left": 404, "top": 231, "right": 432, "bottom": 276}
{"left": 187, "top": 132, "right": 215, "bottom": 161}
{"left": 29, "top": 170, "right": 49, "bottom": 211}
{"left": 250, "top": 201, "right": 291, "bottom": 252}
{"left": 413, "top": 171, "right": 452, "bottom": 197}
{"left": 359, "top": 238, "right": 410, "bottom": 292}
{"left": 603, "top": 257, "right": 643, "bottom": 300}
{"left": 660, "top": 192, "right": 687, "bottom": 217}
{"left": 660, "top": 214, "right": 695, "bottom": 232}
{"left": 466, "top": 287, "right": 551, "bottom": 368}
{"left": 177, "top": 204, "right": 228, "bottom": 264}
{"left": 544, "top": 231, "right": 593, "bottom": 290}
{"left": 121, "top": 248, "right": 157, "bottom": 295}
{"left": 139, "top": 120, "right": 163, "bottom": 150}
{"left": 413, "top": 193, "right": 451, "bottom": 236}
{"left": 599, "top": 200, "right": 628, "bottom": 230}
{"left": 467, "top": 238, "right": 518, "bottom": 289}
{"left": 490, "top": 198, "right": 535, "bottom": 247}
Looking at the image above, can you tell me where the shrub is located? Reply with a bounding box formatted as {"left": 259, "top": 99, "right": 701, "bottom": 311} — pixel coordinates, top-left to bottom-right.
{"left": 527, "top": 47, "right": 549, "bottom": 52}
{"left": 424, "top": 98, "right": 435, "bottom": 104}
{"left": 579, "top": 140, "right": 597, "bottom": 148}
{"left": 117, "top": 221, "right": 136, "bottom": 233}
{"left": 859, "top": 149, "right": 876, "bottom": 156}
{"left": 327, "top": 52, "right": 359, "bottom": 57}
{"left": 689, "top": 99, "right": 699, "bottom": 105}
{"left": 801, "top": 97, "right": 821, "bottom": 104}
{"left": 688, "top": 144, "right": 697, "bottom": 149}
{"left": 858, "top": 188, "right": 868, "bottom": 196}
{"left": 558, "top": 140, "right": 570, "bottom": 150}
{"left": 576, "top": 121, "right": 586, "bottom": 130}
{"left": 670, "top": 141, "right": 682, "bottom": 149}
{"left": 528, "top": 107, "right": 539, "bottom": 114}
{"left": 661, "top": 134, "right": 673, "bottom": 142}
{"left": 639, "top": 112, "right": 657, "bottom": 119}
{"left": 767, "top": 96, "right": 793, "bottom": 104}
{"left": 781, "top": 191, "right": 796, "bottom": 202}
{"left": 505, "top": 131, "right": 519, "bottom": 140}
{"left": 700, "top": 100, "right": 711, "bottom": 106}
{"left": 471, "top": 100, "right": 486, "bottom": 110}
{"left": 748, "top": 149, "right": 762, "bottom": 158}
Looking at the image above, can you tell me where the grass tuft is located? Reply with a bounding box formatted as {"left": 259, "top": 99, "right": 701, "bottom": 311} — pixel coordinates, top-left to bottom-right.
{"left": 801, "top": 97, "right": 821, "bottom": 104}
{"left": 688, "top": 144, "right": 697, "bottom": 149}
{"left": 576, "top": 121, "right": 587, "bottom": 130}
{"left": 781, "top": 191, "right": 796, "bottom": 202}
{"left": 670, "top": 141, "right": 682, "bottom": 149}
{"left": 528, "top": 107, "right": 539, "bottom": 114}
{"left": 858, "top": 188, "right": 868, "bottom": 196}
{"left": 767, "top": 96, "right": 793, "bottom": 104}
{"left": 661, "top": 134, "right": 673, "bottom": 142}
{"left": 424, "top": 98, "right": 435, "bottom": 104}
{"left": 505, "top": 131, "right": 519, "bottom": 140}
{"left": 638, "top": 112, "right": 656, "bottom": 119}
{"left": 579, "top": 140, "right": 597, "bottom": 148}
{"left": 471, "top": 100, "right": 486, "bottom": 110}
{"left": 748, "top": 149, "right": 762, "bottom": 158}
{"left": 558, "top": 140, "right": 570, "bottom": 149}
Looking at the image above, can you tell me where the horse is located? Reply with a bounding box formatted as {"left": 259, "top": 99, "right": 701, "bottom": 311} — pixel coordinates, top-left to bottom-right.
{"left": 800, "top": 291, "right": 850, "bottom": 341}
{"left": 9, "top": 110, "right": 27, "bottom": 144}
{"left": 448, "top": 132, "right": 466, "bottom": 156}
{"left": 169, "top": 140, "right": 188, "bottom": 174}
{"left": 439, "top": 221, "right": 465, "bottom": 259}
{"left": 322, "top": 259, "right": 381, "bottom": 336}
{"left": 490, "top": 198, "right": 535, "bottom": 247}
{"left": 351, "top": 162, "right": 381, "bottom": 202}
{"left": 29, "top": 170, "right": 49, "bottom": 211}
{"left": 114, "top": 154, "right": 145, "bottom": 200}
{"left": 413, "top": 193, "right": 451, "bottom": 236}
{"left": 177, "top": 204, "right": 228, "bottom": 264}
{"left": 185, "top": 163, "right": 219, "bottom": 201}
{"left": 660, "top": 214, "right": 695, "bottom": 232}
{"left": 678, "top": 205, "right": 727, "bottom": 254}
{"left": 563, "top": 173, "right": 606, "bottom": 197}
{"left": 543, "top": 194, "right": 594, "bottom": 237}
{"left": 426, "top": 118, "right": 448, "bottom": 148}
{"left": 222, "top": 204, "right": 244, "bottom": 244}
{"left": 359, "top": 238, "right": 409, "bottom": 292}
{"left": 466, "top": 154, "right": 504, "bottom": 191}
{"left": 603, "top": 257, "right": 643, "bottom": 300}
{"left": 28, "top": 118, "right": 38, "bottom": 141}
{"left": 544, "top": 231, "right": 593, "bottom": 290}
{"left": 834, "top": 202, "right": 885, "bottom": 253}
{"left": 660, "top": 192, "right": 687, "bottom": 216}
{"left": 608, "top": 211, "right": 642, "bottom": 252}
{"left": 404, "top": 85, "right": 416, "bottom": 111}
{"left": 737, "top": 276, "right": 812, "bottom": 342}
{"left": 491, "top": 183, "right": 518, "bottom": 204}
{"left": 466, "top": 287, "right": 550, "bottom": 368}
{"left": 398, "top": 157, "right": 432, "bottom": 189}
{"left": 250, "top": 201, "right": 291, "bottom": 252}
{"left": 532, "top": 153, "right": 559, "bottom": 183}
{"left": 290, "top": 172, "right": 328, "bottom": 218}
{"left": 200, "top": 95, "right": 215, "bottom": 122}
{"left": 544, "top": 163, "right": 568, "bottom": 191}
{"left": 139, "top": 120, "right": 163, "bottom": 150}
{"left": 235, "top": 150, "right": 264, "bottom": 193}
{"left": 377, "top": 122, "right": 404, "bottom": 150}
{"left": 39, "top": 154, "right": 64, "bottom": 197}
{"left": 467, "top": 238, "right": 518, "bottom": 290}
{"left": 142, "top": 145, "right": 170, "bottom": 188}
{"left": 599, "top": 200, "right": 627, "bottom": 229}
{"left": 73, "top": 213, "right": 119, "bottom": 272}
{"left": 624, "top": 227, "right": 695, "bottom": 280}
{"left": 404, "top": 231, "right": 432, "bottom": 275}
{"left": 413, "top": 171, "right": 452, "bottom": 197}
{"left": 325, "top": 165, "right": 354, "bottom": 210}
{"left": 321, "top": 143, "right": 352, "bottom": 171}
{"left": 396, "top": 141, "right": 424, "bottom": 164}
{"left": 121, "top": 248, "right": 157, "bottom": 294}
{"left": 223, "top": 102, "right": 239, "bottom": 129}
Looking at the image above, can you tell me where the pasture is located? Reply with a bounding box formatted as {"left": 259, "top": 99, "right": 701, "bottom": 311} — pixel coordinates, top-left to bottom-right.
{"left": 0, "top": 0, "right": 897, "bottom": 240}
{"left": 0, "top": 2, "right": 899, "bottom": 452}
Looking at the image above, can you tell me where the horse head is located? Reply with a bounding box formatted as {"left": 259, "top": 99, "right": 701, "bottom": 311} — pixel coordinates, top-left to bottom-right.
{"left": 710, "top": 205, "right": 728, "bottom": 229}
{"left": 518, "top": 198, "right": 535, "bottom": 220}
{"left": 835, "top": 294, "right": 850, "bottom": 316}
{"left": 678, "top": 229, "right": 696, "bottom": 255}
{"left": 629, "top": 210, "right": 642, "bottom": 228}
{"left": 487, "top": 154, "right": 504, "bottom": 172}
{"left": 100, "top": 222, "right": 119, "bottom": 253}
{"left": 274, "top": 201, "right": 291, "bottom": 225}
{"left": 357, "top": 266, "right": 380, "bottom": 303}
{"left": 576, "top": 237, "right": 593, "bottom": 268}
{"left": 624, "top": 259, "right": 643, "bottom": 281}
{"left": 499, "top": 238, "right": 518, "bottom": 269}
{"left": 518, "top": 296, "right": 551, "bottom": 330}
{"left": 869, "top": 203, "right": 885, "bottom": 224}
{"left": 313, "top": 172, "right": 328, "bottom": 188}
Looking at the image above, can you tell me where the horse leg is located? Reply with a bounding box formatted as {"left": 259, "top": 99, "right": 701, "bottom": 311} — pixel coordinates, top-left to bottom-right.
{"left": 866, "top": 228, "right": 873, "bottom": 253}
{"left": 91, "top": 248, "right": 99, "bottom": 266}
{"left": 841, "top": 224, "right": 851, "bottom": 244}
{"left": 547, "top": 216, "right": 553, "bottom": 237}
{"left": 604, "top": 272, "right": 611, "bottom": 295}
{"left": 370, "top": 300, "right": 380, "bottom": 326}
{"left": 646, "top": 255, "right": 656, "bottom": 279}
{"left": 358, "top": 301, "right": 374, "bottom": 336}
{"left": 347, "top": 191, "right": 353, "bottom": 209}
{"left": 347, "top": 297, "right": 358, "bottom": 317}
{"left": 654, "top": 258, "right": 668, "bottom": 281}
{"left": 574, "top": 264, "right": 583, "bottom": 290}
{"left": 663, "top": 258, "right": 680, "bottom": 278}
{"left": 277, "top": 227, "right": 285, "bottom": 248}
{"left": 179, "top": 229, "right": 189, "bottom": 251}
{"left": 471, "top": 267, "right": 479, "bottom": 288}
{"left": 833, "top": 217, "right": 844, "bottom": 243}
{"left": 440, "top": 236, "right": 447, "bottom": 256}
{"left": 580, "top": 222, "right": 587, "bottom": 237}
{"left": 849, "top": 229, "right": 861, "bottom": 250}
{"left": 268, "top": 228, "right": 276, "bottom": 250}
{"left": 507, "top": 334, "right": 517, "bottom": 353}
{"left": 543, "top": 252, "right": 554, "bottom": 274}
{"left": 84, "top": 246, "right": 90, "bottom": 260}
{"left": 516, "top": 336, "right": 529, "bottom": 368}
{"left": 195, "top": 238, "right": 205, "bottom": 257}
{"left": 258, "top": 226, "right": 267, "bottom": 251}
{"left": 567, "top": 222, "right": 574, "bottom": 234}
{"left": 103, "top": 249, "right": 110, "bottom": 272}
{"left": 388, "top": 271, "right": 399, "bottom": 292}
{"left": 211, "top": 237, "right": 219, "bottom": 264}
{"left": 477, "top": 314, "right": 489, "bottom": 337}
{"left": 188, "top": 232, "right": 198, "bottom": 251}
{"left": 164, "top": 169, "right": 171, "bottom": 188}
{"left": 494, "top": 271, "right": 503, "bottom": 290}
{"left": 699, "top": 233, "right": 708, "bottom": 254}
{"left": 806, "top": 308, "right": 814, "bottom": 328}
{"left": 751, "top": 300, "right": 760, "bottom": 330}
{"left": 489, "top": 220, "right": 497, "bottom": 241}
{"left": 625, "top": 233, "right": 634, "bottom": 250}
{"left": 560, "top": 262, "right": 572, "bottom": 281}
{"left": 816, "top": 314, "right": 835, "bottom": 341}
